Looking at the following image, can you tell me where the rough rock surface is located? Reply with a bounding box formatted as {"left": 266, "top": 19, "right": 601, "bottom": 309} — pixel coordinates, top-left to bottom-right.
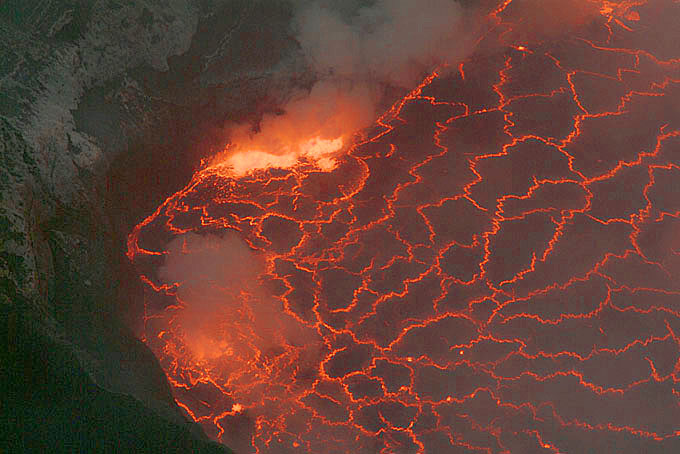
{"left": 0, "top": 1, "right": 307, "bottom": 452}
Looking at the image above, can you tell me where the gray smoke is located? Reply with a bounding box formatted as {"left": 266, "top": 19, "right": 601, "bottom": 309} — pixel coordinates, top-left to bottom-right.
{"left": 226, "top": 0, "right": 478, "bottom": 159}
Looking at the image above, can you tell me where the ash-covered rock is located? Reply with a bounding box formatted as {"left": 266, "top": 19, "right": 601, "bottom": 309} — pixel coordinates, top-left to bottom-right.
{"left": 0, "top": 1, "right": 309, "bottom": 452}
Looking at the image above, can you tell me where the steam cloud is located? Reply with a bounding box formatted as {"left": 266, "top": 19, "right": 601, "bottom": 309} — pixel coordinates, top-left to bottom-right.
{"left": 223, "top": 0, "right": 609, "bottom": 164}
{"left": 158, "top": 232, "right": 316, "bottom": 367}
{"left": 226, "top": 0, "right": 478, "bottom": 159}
{"left": 499, "top": 0, "right": 602, "bottom": 42}
{"left": 294, "top": 0, "right": 472, "bottom": 86}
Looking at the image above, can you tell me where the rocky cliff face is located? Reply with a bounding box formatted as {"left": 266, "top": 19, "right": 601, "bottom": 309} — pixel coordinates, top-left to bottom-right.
{"left": 0, "top": 1, "right": 307, "bottom": 451}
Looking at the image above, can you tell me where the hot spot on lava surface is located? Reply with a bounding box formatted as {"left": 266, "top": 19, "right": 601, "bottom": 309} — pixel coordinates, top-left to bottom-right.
{"left": 128, "top": 1, "right": 680, "bottom": 453}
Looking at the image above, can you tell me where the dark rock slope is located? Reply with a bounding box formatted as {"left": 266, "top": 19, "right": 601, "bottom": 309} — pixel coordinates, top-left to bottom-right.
{"left": 0, "top": 1, "right": 306, "bottom": 452}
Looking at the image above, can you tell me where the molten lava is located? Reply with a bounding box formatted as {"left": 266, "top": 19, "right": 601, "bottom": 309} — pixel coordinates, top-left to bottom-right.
{"left": 220, "top": 136, "right": 344, "bottom": 176}
{"left": 128, "top": 1, "right": 680, "bottom": 453}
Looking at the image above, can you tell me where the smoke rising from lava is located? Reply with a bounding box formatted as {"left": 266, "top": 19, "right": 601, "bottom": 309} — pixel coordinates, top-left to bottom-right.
{"left": 221, "top": 0, "right": 611, "bottom": 175}
{"left": 158, "top": 232, "right": 319, "bottom": 369}
{"left": 222, "top": 0, "right": 477, "bottom": 174}
{"left": 498, "top": 0, "right": 603, "bottom": 42}
{"left": 293, "top": 0, "right": 473, "bottom": 87}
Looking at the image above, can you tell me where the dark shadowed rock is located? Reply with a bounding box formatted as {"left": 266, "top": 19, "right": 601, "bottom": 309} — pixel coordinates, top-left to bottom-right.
{"left": 0, "top": 1, "right": 310, "bottom": 452}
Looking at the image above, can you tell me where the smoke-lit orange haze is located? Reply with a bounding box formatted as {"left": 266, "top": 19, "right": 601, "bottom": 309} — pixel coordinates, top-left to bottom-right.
{"left": 209, "top": 0, "right": 619, "bottom": 177}
{"left": 215, "top": 79, "right": 378, "bottom": 175}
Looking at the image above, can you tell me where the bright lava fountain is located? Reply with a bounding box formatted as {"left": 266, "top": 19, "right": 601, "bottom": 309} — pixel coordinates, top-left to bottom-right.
{"left": 128, "top": 1, "right": 680, "bottom": 453}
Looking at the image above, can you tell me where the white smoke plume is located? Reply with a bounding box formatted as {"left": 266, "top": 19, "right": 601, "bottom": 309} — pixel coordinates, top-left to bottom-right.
{"left": 158, "top": 232, "right": 316, "bottom": 367}
{"left": 223, "top": 0, "right": 478, "bottom": 172}
{"left": 293, "top": 0, "right": 472, "bottom": 87}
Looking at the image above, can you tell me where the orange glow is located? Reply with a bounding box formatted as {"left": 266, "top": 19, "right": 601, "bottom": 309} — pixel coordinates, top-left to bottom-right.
{"left": 184, "top": 333, "right": 234, "bottom": 361}
{"left": 598, "top": 0, "right": 645, "bottom": 19}
{"left": 626, "top": 10, "right": 640, "bottom": 21}
{"left": 215, "top": 78, "right": 376, "bottom": 176}
{"left": 600, "top": 4, "right": 614, "bottom": 15}
{"left": 219, "top": 136, "right": 345, "bottom": 176}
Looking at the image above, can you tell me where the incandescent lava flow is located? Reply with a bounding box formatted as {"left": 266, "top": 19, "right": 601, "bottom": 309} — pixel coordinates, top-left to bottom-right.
{"left": 128, "top": 1, "right": 680, "bottom": 453}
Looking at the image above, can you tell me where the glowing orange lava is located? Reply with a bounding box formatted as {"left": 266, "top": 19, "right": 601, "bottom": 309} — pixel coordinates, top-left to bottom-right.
{"left": 219, "top": 136, "right": 345, "bottom": 176}
{"left": 128, "top": 1, "right": 680, "bottom": 453}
